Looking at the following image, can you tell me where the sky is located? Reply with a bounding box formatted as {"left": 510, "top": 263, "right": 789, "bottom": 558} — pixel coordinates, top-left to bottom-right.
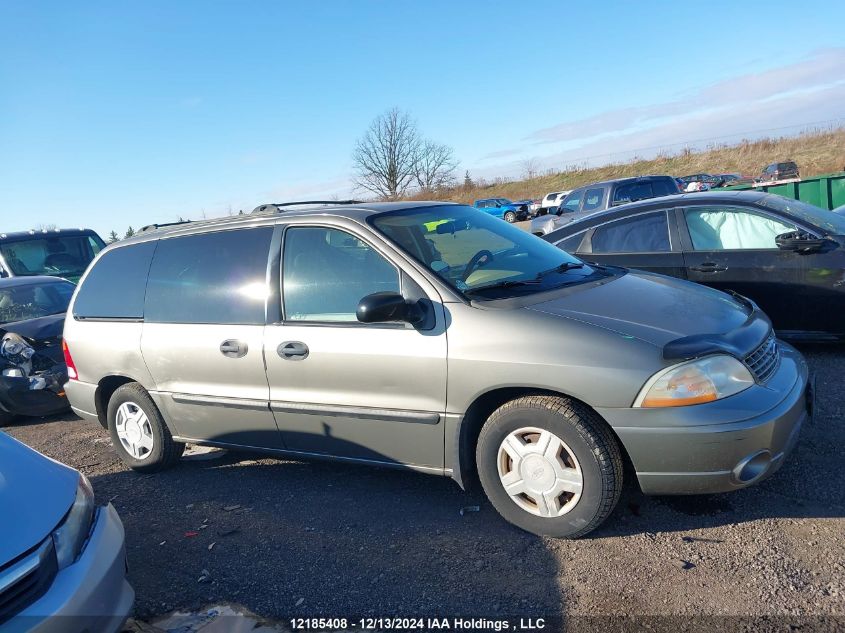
{"left": 1, "top": 1, "right": 844, "bottom": 238}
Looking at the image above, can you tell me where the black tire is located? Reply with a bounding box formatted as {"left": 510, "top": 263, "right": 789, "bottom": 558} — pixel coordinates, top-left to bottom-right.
{"left": 0, "top": 409, "right": 15, "bottom": 425}
{"left": 476, "top": 395, "right": 623, "bottom": 538}
{"left": 504, "top": 211, "right": 517, "bottom": 223}
{"left": 107, "top": 382, "right": 184, "bottom": 473}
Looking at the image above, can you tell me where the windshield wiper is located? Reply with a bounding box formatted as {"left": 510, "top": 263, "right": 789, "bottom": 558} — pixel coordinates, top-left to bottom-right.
{"left": 534, "top": 261, "right": 585, "bottom": 279}
{"left": 464, "top": 279, "right": 542, "bottom": 295}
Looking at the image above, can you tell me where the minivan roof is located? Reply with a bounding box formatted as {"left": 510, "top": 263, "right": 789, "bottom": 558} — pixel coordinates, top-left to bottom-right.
{"left": 118, "top": 201, "right": 460, "bottom": 245}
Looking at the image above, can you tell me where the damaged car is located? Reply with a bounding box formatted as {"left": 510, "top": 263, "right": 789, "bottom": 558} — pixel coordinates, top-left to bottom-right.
{"left": 0, "top": 276, "right": 74, "bottom": 424}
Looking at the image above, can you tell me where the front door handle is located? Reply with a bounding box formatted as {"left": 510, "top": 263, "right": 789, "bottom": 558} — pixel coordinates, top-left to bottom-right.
{"left": 220, "top": 339, "right": 248, "bottom": 358}
{"left": 278, "top": 341, "right": 309, "bottom": 360}
{"left": 689, "top": 262, "right": 727, "bottom": 273}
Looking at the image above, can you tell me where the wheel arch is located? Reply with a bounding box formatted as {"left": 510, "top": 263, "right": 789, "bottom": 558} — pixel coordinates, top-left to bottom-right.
{"left": 94, "top": 375, "right": 139, "bottom": 429}
{"left": 452, "top": 386, "right": 636, "bottom": 491}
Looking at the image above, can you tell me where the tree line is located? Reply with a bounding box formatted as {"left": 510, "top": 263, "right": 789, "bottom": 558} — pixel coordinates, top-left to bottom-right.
{"left": 352, "top": 107, "right": 458, "bottom": 199}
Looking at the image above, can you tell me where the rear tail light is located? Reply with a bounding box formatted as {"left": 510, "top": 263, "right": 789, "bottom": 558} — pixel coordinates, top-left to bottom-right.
{"left": 62, "top": 340, "right": 78, "bottom": 380}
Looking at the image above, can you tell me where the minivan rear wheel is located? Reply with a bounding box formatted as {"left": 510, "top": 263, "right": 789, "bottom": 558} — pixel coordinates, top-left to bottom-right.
{"left": 476, "top": 395, "right": 623, "bottom": 538}
{"left": 107, "top": 382, "right": 184, "bottom": 473}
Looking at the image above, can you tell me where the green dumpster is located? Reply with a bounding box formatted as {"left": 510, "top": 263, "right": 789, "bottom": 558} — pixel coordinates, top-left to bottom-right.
{"left": 723, "top": 172, "right": 845, "bottom": 210}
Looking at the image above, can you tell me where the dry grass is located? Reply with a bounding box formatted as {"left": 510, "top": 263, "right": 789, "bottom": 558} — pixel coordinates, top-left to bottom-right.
{"left": 407, "top": 127, "right": 845, "bottom": 204}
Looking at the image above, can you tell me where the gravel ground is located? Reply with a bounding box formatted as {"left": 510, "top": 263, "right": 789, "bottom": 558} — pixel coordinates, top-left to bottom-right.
{"left": 3, "top": 343, "right": 844, "bottom": 630}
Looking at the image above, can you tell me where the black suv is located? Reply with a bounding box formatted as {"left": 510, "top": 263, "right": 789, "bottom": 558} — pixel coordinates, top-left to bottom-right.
{"left": 759, "top": 161, "right": 799, "bottom": 182}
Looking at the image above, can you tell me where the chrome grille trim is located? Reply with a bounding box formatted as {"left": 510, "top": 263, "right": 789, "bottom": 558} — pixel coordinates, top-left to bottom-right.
{"left": 0, "top": 537, "right": 58, "bottom": 624}
{"left": 744, "top": 333, "right": 780, "bottom": 383}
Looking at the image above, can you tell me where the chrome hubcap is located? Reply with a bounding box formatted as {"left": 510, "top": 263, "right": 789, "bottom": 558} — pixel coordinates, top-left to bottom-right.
{"left": 115, "top": 402, "right": 154, "bottom": 460}
{"left": 497, "top": 427, "right": 583, "bottom": 517}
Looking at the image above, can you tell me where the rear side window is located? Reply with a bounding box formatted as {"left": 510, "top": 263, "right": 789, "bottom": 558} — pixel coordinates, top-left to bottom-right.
{"left": 73, "top": 241, "right": 157, "bottom": 319}
{"left": 145, "top": 227, "right": 273, "bottom": 325}
{"left": 651, "top": 179, "right": 677, "bottom": 196}
{"left": 591, "top": 211, "right": 671, "bottom": 253}
{"left": 613, "top": 182, "right": 653, "bottom": 204}
{"left": 581, "top": 188, "right": 605, "bottom": 211}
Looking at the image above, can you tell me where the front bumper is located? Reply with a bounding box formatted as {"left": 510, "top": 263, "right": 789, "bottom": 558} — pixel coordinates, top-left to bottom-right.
{"left": 8, "top": 504, "right": 134, "bottom": 633}
{"left": 0, "top": 377, "right": 68, "bottom": 418}
{"left": 598, "top": 342, "right": 809, "bottom": 495}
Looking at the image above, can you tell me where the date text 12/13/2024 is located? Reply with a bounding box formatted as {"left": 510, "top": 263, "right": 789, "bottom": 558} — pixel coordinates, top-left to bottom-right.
{"left": 290, "top": 617, "right": 547, "bottom": 631}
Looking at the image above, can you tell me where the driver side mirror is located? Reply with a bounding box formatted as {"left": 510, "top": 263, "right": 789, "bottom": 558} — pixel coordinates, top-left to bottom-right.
{"left": 775, "top": 231, "right": 831, "bottom": 254}
{"left": 356, "top": 292, "right": 423, "bottom": 325}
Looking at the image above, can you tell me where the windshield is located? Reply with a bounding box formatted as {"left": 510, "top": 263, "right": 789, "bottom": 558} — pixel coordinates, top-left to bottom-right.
{"left": 758, "top": 194, "right": 845, "bottom": 236}
{"left": 370, "top": 205, "right": 606, "bottom": 299}
{"left": 0, "top": 280, "right": 75, "bottom": 325}
{"left": 0, "top": 234, "right": 104, "bottom": 281}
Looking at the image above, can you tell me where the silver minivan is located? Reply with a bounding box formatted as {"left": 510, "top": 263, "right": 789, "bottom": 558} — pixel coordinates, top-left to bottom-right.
{"left": 63, "top": 202, "right": 809, "bottom": 538}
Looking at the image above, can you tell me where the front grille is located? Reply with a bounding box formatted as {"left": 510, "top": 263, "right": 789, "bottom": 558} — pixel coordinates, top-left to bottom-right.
{"left": 744, "top": 333, "right": 780, "bottom": 383}
{"left": 0, "top": 538, "right": 58, "bottom": 625}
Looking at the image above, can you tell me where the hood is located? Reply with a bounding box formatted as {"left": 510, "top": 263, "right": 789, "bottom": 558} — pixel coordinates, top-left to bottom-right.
{"left": 0, "top": 431, "right": 78, "bottom": 563}
{"left": 0, "top": 313, "right": 65, "bottom": 341}
{"left": 527, "top": 270, "right": 752, "bottom": 348}
{"left": 1, "top": 314, "right": 65, "bottom": 366}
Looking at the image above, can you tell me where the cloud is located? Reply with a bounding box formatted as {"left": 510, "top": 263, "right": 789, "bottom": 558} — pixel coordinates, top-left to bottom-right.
{"left": 525, "top": 47, "right": 845, "bottom": 145}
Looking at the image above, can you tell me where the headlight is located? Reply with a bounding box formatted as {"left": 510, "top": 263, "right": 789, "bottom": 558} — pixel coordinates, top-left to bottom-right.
{"left": 635, "top": 355, "right": 754, "bottom": 408}
{"left": 52, "top": 474, "right": 96, "bottom": 569}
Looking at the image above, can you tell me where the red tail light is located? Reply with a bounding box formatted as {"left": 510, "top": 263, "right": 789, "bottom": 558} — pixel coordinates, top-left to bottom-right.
{"left": 62, "top": 339, "right": 78, "bottom": 380}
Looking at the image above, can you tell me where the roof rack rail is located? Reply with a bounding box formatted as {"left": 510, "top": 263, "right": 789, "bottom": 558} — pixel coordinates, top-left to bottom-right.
{"left": 138, "top": 220, "right": 192, "bottom": 233}
{"left": 251, "top": 200, "right": 363, "bottom": 214}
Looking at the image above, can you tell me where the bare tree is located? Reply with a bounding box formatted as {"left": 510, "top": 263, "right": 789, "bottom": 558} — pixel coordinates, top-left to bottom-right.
{"left": 413, "top": 140, "right": 458, "bottom": 192}
{"left": 353, "top": 108, "right": 421, "bottom": 199}
{"left": 521, "top": 157, "right": 540, "bottom": 180}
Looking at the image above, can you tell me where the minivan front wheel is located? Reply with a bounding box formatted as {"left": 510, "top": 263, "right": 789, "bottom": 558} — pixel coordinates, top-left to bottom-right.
{"left": 107, "top": 383, "right": 184, "bottom": 473}
{"left": 477, "top": 395, "right": 623, "bottom": 538}
{"left": 503, "top": 211, "right": 517, "bottom": 223}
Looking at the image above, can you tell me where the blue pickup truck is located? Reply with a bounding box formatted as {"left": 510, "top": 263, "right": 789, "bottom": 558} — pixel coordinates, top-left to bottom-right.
{"left": 472, "top": 198, "right": 529, "bottom": 223}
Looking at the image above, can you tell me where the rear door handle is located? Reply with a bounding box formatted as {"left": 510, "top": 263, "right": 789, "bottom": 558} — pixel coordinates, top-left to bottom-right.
{"left": 220, "top": 339, "right": 248, "bottom": 358}
{"left": 689, "top": 263, "right": 727, "bottom": 273}
{"left": 278, "top": 341, "right": 309, "bottom": 360}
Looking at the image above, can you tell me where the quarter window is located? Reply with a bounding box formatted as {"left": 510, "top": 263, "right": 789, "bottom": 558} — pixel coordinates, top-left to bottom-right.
{"left": 144, "top": 227, "right": 273, "bottom": 324}
{"left": 73, "top": 241, "right": 157, "bottom": 319}
{"left": 591, "top": 212, "right": 671, "bottom": 253}
{"left": 685, "top": 206, "right": 798, "bottom": 250}
{"left": 556, "top": 232, "right": 586, "bottom": 253}
{"left": 282, "top": 227, "right": 399, "bottom": 322}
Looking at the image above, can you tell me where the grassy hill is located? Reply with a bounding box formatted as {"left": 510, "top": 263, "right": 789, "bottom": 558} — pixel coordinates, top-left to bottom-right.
{"left": 410, "top": 127, "right": 845, "bottom": 204}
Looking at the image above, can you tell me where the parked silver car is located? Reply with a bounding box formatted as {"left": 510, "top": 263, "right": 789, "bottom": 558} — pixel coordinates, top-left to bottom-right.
{"left": 0, "top": 432, "right": 133, "bottom": 631}
{"left": 63, "top": 202, "right": 809, "bottom": 538}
